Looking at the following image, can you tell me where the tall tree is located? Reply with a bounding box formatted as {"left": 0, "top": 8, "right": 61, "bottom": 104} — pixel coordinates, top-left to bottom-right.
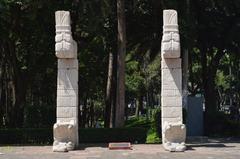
{"left": 115, "top": 0, "right": 126, "bottom": 127}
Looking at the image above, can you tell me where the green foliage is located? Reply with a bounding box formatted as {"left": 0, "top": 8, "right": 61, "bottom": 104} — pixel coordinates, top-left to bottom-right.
{"left": 152, "top": 108, "right": 161, "bottom": 136}
{"left": 146, "top": 128, "right": 161, "bottom": 144}
{"left": 125, "top": 61, "right": 145, "bottom": 97}
{"left": 125, "top": 117, "right": 152, "bottom": 129}
{"left": 125, "top": 110, "right": 162, "bottom": 144}
{"left": 144, "top": 109, "right": 162, "bottom": 144}
{"left": 216, "top": 71, "right": 230, "bottom": 90}
{"left": 23, "top": 104, "right": 55, "bottom": 128}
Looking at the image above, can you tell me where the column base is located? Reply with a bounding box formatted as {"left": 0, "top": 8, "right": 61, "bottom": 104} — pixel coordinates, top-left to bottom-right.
{"left": 162, "top": 123, "right": 186, "bottom": 152}
{"left": 53, "top": 120, "right": 78, "bottom": 152}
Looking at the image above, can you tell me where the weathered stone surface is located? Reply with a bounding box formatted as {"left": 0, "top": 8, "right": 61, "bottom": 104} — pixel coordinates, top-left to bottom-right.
{"left": 161, "top": 96, "right": 182, "bottom": 107}
{"left": 54, "top": 11, "right": 78, "bottom": 152}
{"left": 161, "top": 89, "right": 182, "bottom": 97}
{"left": 162, "top": 123, "right": 186, "bottom": 152}
{"left": 57, "top": 107, "right": 77, "bottom": 118}
{"left": 53, "top": 120, "right": 78, "bottom": 152}
{"left": 162, "top": 117, "right": 183, "bottom": 125}
{"left": 161, "top": 58, "right": 181, "bottom": 69}
{"left": 58, "top": 59, "right": 78, "bottom": 69}
{"left": 161, "top": 69, "right": 182, "bottom": 90}
{"left": 161, "top": 10, "right": 180, "bottom": 58}
{"left": 57, "top": 89, "right": 78, "bottom": 97}
{"left": 57, "top": 69, "right": 78, "bottom": 89}
{"left": 57, "top": 96, "right": 78, "bottom": 107}
{"left": 161, "top": 9, "right": 186, "bottom": 152}
{"left": 52, "top": 142, "right": 68, "bottom": 152}
{"left": 55, "top": 11, "right": 77, "bottom": 59}
{"left": 161, "top": 68, "right": 182, "bottom": 82}
{"left": 161, "top": 107, "right": 183, "bottom": 118}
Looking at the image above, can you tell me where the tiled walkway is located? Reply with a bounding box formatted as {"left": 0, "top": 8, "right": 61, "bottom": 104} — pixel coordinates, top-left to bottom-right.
{"left": 1, "top": 138, "right": 240, "bottom": 159}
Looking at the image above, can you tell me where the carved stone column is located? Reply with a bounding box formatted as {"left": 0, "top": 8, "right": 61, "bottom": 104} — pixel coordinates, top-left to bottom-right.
{"left": 161, "top": 10, "right": 186, "bottom": 152}
{"left": 53, "top": 11, "right": 79, "bottom": 152}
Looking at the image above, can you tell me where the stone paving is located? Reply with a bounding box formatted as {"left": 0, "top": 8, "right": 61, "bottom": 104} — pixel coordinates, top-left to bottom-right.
{"left": 0, "top": 138, "right": 240, "bottom": 159}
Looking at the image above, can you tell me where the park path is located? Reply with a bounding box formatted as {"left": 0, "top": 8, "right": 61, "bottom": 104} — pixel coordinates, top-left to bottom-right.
{"left": 0, "top": 138, "right": 240, "bottom": 159}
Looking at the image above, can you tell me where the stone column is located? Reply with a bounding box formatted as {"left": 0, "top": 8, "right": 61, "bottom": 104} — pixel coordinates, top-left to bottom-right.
{"left": 161, "top": 10, "right": 186, "bottom": 152}
{"left": 53, "top": 11, "right": 79, "bottom": 152}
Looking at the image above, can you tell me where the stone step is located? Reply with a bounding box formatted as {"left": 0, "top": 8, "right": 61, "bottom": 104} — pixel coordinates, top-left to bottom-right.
{"left": 108, "top": 142, "right": 132, "bottom": 150}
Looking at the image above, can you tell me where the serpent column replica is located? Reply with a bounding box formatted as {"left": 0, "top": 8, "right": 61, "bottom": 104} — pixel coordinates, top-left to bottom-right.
{"left": 161, "top": 10, "right": 186, "bottom": 152}
{"left": 53, "top": 11, "right": 79, "bottom": 152}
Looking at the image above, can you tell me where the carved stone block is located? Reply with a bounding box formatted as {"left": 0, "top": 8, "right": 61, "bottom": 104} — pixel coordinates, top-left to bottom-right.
{"left": 57, "top": 107, "right": 77, "bottom": 118}
{"left": 162, "top": 123, "right": 186, "bottom": 152}
{"left": 161, "top": 107, "right": 183, "bottom": 118}
{"left": 53, "top": 120, "right": 78, "bottom": 152}
{"left": 58, "top": 59, "right": 78, "bottom": 69}
{"left": 57, "top": 89, "right": 78, "bottom": 97}
{"left": 57, "top": 96, "right": 78, "bottom": 107}
{"left": 57, "top": 69, "right": 78, "bottom": 90}
{"left": 55, "top": 11, "right": 77, "bottom": 59}
{"left": 161, "top": 96, "right": 182, "bottom": 107}
{"left": 161, "top": 58, "right": 181, "bottom": 69}
{"left": 161, "top": 10, "right": 180, "bottom": 58}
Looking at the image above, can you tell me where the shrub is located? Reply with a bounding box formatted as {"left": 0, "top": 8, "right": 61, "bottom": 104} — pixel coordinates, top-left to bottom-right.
{"left": 24, "top": 104, "right": 56, "bottom": 128}
{"left": 153, "top": 108, "right": 161, "bottom": 136}
{"left": 146, "top": 128, "right": 161, "bottom": 144}
{"left": 0, "top": 127, "right": 148, "bottom": 145}
{"left": 205, "top": 111, "right": 240, "bottom": 137}
{"left": 79, "top": 128, "right": 147, "bottom": 143}
{"left": 125, "top": 117, "right": 152, "bottom": 129}
{"left": 0, "top": 128, "right": 53, "bottom": 145}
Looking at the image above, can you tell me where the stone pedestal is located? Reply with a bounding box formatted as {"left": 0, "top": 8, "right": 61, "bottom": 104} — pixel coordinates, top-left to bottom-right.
{"left": 53, "top": 11, "right": 78, "bottom": 152}
{"left": 161, "top": 10, "right": 186, "bottom": 152}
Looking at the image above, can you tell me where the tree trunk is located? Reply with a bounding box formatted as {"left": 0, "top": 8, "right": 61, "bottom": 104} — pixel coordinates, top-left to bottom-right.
{"left": 135, "top": 95, "right": 143, "bottom": 117}
{"left": 115, "top": 0, "right": 126, "bottom": 127}
{"left": 201, "top": 48, "right": 225, "bottom": 134}
{"left": 104, "top": 52, "right": 113, "bottom": 128}
{"left": 90, "top": 100, "right": 94, "bottom": 127}
{"left": 0, "top": 56, "right": 4, "bottom": 127}
{"left": 5, "top": 40, "right": 26, "bottom": 128}
{"left": 135, "top": 99, "right": 140, "bottom": 118}
{"left": 203, "top": 69, "right": 218, "bottom": 134}
{"left": 110, "top": 49, "right": 118, "bottom": 128}
{"left": 82, "top": 97, "right": 88, "bottom": 128}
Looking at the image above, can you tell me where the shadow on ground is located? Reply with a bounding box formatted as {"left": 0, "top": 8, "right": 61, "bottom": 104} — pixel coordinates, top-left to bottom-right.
{"left": 186, "top": 137, "right": 240, "bottom": 150}
{"left": 77, "top": 143, "right": 108, "bottom": 150}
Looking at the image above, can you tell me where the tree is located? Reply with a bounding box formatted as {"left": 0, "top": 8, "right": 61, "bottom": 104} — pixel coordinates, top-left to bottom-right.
{"left": 115, "top": 0, "right": 126, "bottom": 127}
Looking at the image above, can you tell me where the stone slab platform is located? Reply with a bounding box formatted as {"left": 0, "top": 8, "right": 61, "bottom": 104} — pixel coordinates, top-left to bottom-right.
{"left": 108, "top": 142, "right": 132, "bottom": 150}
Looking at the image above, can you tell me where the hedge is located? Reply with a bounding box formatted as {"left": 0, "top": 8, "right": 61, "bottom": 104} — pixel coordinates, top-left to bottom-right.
{"left": 0, "top": 128, "right": 53, "bottom": 144}
{"left": 0, "top": 128, "right": 148, "bottom": 145}
{"left": 79, "top": 128, "right": 147, "bottom": 143}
